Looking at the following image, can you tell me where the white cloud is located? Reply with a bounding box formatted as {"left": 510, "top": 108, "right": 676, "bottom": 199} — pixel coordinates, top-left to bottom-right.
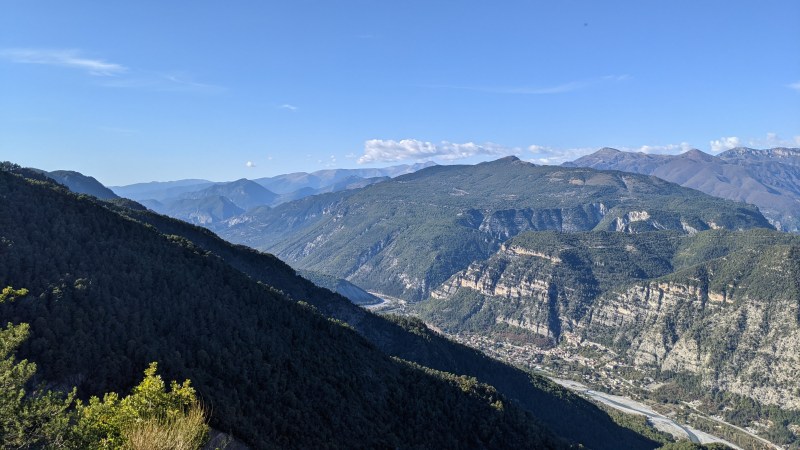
{"left": 747, "top": 132, "right": 800, "bottom": 148}
{"left": 528, "top": 145, "right": 597, "bottom": 164}
{"left": 245, "top": 161, "right": 255, "bottom": 168}
{"left": 789, "top": 81, "right": 800, "bottom": 92}
{"left": 709, "top": 136, "right": 741, "bottom": 153}
{"left": 279, "top": 104, "right": 298, "bottom": 112}
{"left": 637, "top": 142, "right": 692, "bottom": 154}
{"left": 358, "top": 139, "right": 517, "bottom": 164}
{"left": 0, "top": 48, "right": 127, "bottom": 76}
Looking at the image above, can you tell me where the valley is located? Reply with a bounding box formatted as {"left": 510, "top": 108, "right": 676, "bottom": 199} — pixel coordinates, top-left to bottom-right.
{"left": 6, "top": 151, "right": 800, "bottom": 449}
{"left": 438, "top": 327, "right": 777, "bottom": 449}
{"left": 365, "top": 286, "right": 770, "bottom": 449}
{"left": 5, "top": 3, "right": 797, "bottom": 448}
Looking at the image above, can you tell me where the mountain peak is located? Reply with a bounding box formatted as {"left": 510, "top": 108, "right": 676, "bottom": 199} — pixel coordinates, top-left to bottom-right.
{"left": 477, "top": 155, "right": 523, "bottom": 167}
{"left": 679, "top": 148, "right": 714, "bottom": 161}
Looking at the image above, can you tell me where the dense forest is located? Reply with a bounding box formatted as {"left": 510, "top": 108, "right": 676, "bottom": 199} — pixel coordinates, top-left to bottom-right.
{"left": 0, "top": 164, "right": 572, "bottom": 448}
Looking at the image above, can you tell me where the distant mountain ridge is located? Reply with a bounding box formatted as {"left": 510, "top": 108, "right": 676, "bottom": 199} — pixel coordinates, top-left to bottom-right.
{"left": 719, "top": 146, "right": 800, "bottom": 164}
{"left": 564, "top": 147, "right": 800, "bottom": 231}
{"left": 110, "top": 179, "right": 214, "bottom": 201}
{"left": 33, "top": 169, "right": 121, "bottom": 200}
{"left": 253, "top": 162, "right": 436, "bottom": 193}
{"left": 180, "top": 178, "right": 279, "bottom": 210}
{"left": 108, "top": 162, "right": 436, "bottom": 225}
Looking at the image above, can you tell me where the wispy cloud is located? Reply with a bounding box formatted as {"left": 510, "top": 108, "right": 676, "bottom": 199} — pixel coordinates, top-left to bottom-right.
{"left": 245, "top": 161, "right": 256, "bottom": 168}
{"left": 1, "top": 47, "right": 223, "bottom": 93}
{"left": 709, "top": 136, "right": 741, "bottom": 153}
{"left": 426, "top": 74, "right": 630, "bottom": 95}
{"left": 789, "top": 81, "right": 800, "bottom": 92}
{"left": 358, "top": 139, "right": 518, "bottom": 164}
{"left": 100, "top": 72, "right": 225, "bottom": 93}
{"left": 0, "top": 48, "right": 127, "bottom": 76}
{"left": 279, "top": 104, "right": 298, "bottom": 112}
{"left": 320, "top": 155, "right": 338, "bottom": 167}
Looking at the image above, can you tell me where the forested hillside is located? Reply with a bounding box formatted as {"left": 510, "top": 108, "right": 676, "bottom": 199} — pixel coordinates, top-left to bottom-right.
{"left": 0, "top": 163, "right": 666, "bottom": 449}
{"left": 0, "top": 164, "right": 566, "bottom": 449}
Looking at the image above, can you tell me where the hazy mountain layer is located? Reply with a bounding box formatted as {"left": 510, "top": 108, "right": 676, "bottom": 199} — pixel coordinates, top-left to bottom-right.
{"left": 110, "top": 179, "right": 215, "bottom": 201}
{"left": 111, "top": 163, "right": 434, "bottom": 226}
{"left": 253, "top": 162, "right": 435, "bottom": 194}
{"left": 565, "top": 147, "right": 800, "bottom": 231}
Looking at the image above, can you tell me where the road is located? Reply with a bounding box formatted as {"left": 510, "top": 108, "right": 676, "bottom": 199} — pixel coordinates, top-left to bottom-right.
{"left": 553, "top": 378, "right": 742, "bottom": 449}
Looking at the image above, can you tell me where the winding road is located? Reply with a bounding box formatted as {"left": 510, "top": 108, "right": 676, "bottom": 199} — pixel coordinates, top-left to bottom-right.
{"left": 553, "top": 379, "right": 742, "bottom": 448}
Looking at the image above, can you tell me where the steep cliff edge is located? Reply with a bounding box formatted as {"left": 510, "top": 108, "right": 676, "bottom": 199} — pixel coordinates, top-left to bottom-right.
{"left": 418, "top": 229, "right": 800, "bottom": 412}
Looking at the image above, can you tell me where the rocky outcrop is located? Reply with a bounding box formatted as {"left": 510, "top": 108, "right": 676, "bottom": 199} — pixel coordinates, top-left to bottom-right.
{"left": 475, "top": 203, "right": 609, "bottom": 238}
{"left": 579, "top": 280, "right": 800, "bottom": 409}
{"left": 421, "top": 230, "right": 800, "bottom": 410}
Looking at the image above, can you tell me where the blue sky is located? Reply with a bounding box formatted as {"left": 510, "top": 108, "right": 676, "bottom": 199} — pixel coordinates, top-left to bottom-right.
{"left": 1, "top": 1, "right": 798, "bottom": 185}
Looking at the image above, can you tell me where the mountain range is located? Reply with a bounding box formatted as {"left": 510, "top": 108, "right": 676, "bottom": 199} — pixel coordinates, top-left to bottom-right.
{"left": 0, "top": 162, "right": 663, "bottom": 449}
{"left": 109, "top": 162, "right": 435, "bottom": 225}
{"left": 195, "top": 155, "right": 798, "bottom": 445}
{"left": 13, "top": 151, "right": 800, "bottom": 447}
{"left": 564, "top": 146, "right": 800, "bottom": 231}
{"left": 214, "top": 156, "right": 770, "bottom": 301}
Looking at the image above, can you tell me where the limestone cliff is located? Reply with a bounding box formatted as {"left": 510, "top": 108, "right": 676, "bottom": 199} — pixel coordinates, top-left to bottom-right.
{"left": 419, "top": 229, "right": 800, "bottom": 410}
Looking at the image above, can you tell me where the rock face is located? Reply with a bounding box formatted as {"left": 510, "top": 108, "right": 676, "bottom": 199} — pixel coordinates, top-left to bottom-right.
{"left": 419, "top": 229, "right": 800, "bottom": 410}
{"left": 582, "top": 275, "right": 800, "bottom": 409}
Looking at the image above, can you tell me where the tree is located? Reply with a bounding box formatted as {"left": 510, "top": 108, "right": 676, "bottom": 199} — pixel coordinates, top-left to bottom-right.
{"left": 1, "top": 287, "right": 209, "bottom": 449}
{"left": 74, "top": 362, "right": 208, "bottom": 450}
{"left": 0, "top": 287, "right": 75, "bottom": 449}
